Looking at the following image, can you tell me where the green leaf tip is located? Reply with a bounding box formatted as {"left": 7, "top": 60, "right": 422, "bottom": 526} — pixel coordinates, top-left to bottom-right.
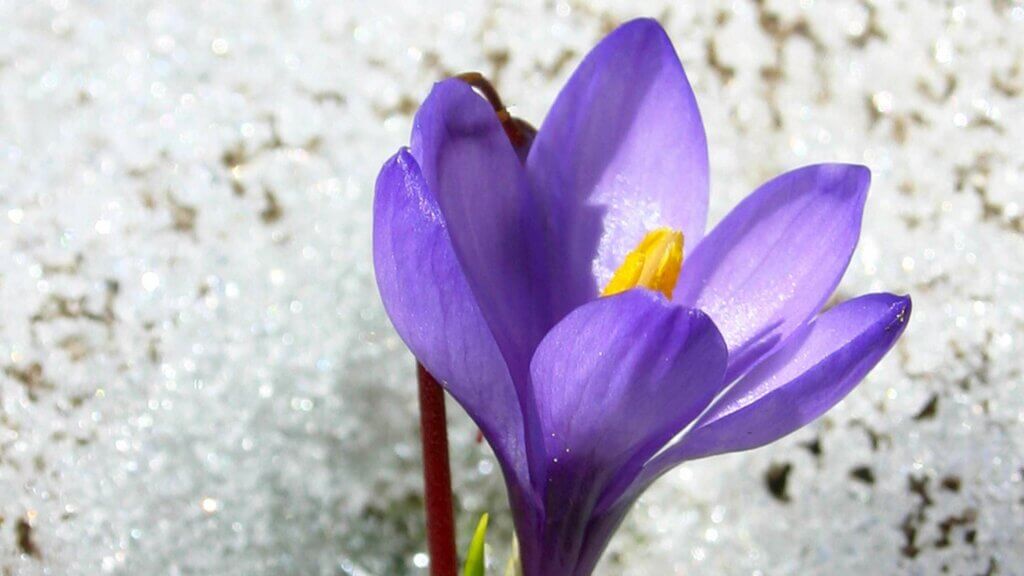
{"left": 503, "top": 535, "right": 521, "bottom": 576}
{"left": 463, "top": 513, "right": 489, "bottom": 576}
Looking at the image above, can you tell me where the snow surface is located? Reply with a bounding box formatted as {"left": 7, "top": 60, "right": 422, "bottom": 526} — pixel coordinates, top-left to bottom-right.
{"left": 1, "top": 1, "right": 1022, "bottom": 574}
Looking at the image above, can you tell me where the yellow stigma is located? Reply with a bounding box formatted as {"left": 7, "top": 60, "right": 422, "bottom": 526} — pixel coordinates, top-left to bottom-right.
{"left": 602, "top": 227, "right": 684, "bottom": 299}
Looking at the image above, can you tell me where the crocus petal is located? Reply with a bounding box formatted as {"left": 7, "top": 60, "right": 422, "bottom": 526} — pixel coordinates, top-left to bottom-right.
{"left": 644, "top": 292, "right": 911, "bottom": 477}
{"left": 675, "top": 163, "right": 871, "bottom": 380}
{"left": 526, "top": 289, "right": 727, "bottom": 574}
{"left": 372, "top": 149, "right": 532, "bottom": 499}
{"left": 411, "top": 79, "right": 553, "bottom": 483}
{"left": 533, "top": 289, "right": 727, "bottom": 479}
{"left": 575, "top": 501, "right": 636, "bottom": 576}
{"left": 527, "top": 18, "right": 710, "bottom": 320}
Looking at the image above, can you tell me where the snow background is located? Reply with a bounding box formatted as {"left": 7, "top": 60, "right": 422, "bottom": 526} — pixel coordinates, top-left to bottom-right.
{"left": 1, "top": 1, "right": 1022, "bottom": 574}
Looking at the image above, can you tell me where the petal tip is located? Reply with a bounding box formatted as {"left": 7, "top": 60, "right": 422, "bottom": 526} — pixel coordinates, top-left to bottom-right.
{"left": 682, "top": 305, "right": 713, "bottom": 328}
{"left": 428, "top": 76, "right": 472, "bottom": 97}
{"left": 394, "top": 146, "right": 417, "bottom": 168}
{"left": 807, "top": 163, "right": 872, "bottom": 213}
{"left": 375, "top": 147, "right": 423, "bottom": 198}
{"left": 374, "top": 149, "right": 406, "bottom": 200}
{"left": 824, "top": 162, "right": 872, "bottom": 199}
{"left": 849, "top": 163, "right": 872, "bottom": 194}
{"left": 889, "top": 294, "right": 913, "bottom": 331}
{"left": 801, "top": 163, "right": 871, "bottom": 198}
{"left": 423, "top": 79, "right": 485, "bottom": 123}
{"left": 617, "top": 17, "right": 669, "bottom": 37}
{"left": 599, "top": 18, "right": 677, "bottom": 64}
{"left": 413, "top": 79, "right": 497, "bottom": 160}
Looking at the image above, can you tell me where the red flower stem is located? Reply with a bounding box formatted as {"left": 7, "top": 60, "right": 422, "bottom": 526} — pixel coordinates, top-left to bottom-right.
{"left": 417, "top": 363, "right": 458, "bottom": 576}
{"left": 456, "top": 71, "right": 534, "bottom": 148}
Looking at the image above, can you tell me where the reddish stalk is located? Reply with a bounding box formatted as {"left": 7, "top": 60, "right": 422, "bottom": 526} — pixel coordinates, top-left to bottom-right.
{"left": 417, "top": 363, "right": 457, "bottom": 576}
{"left": 456, "top": 72, "right": 534, "bottom": 148}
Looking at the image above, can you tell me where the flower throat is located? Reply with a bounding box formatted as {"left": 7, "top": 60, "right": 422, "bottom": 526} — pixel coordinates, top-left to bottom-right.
{"left": 602, "top": 228, "right": 684, "bottom": 299}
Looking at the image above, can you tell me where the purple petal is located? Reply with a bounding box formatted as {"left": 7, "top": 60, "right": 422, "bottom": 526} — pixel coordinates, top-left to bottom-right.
{"left": 649, "top": 292, "right": 911, "bottom": 471}
{"left": 675, "top": 163, "right": 871, "bottom": 380}
{"left": 527, "top": 18, "right": 710, "bottom": 320}
{"left": 532, "top": 289, "right": 727, "bottom": 479}
{"left": 525, "top": 290, "right": 727, "bottom": 572}
{"left": 411, "top": 79, "right": 553, "bottom": 483}
{"left": 574, "top": 500, "right": 636, "bottom": 576}
{"left": 372, "top": 149, "right": 533, "bottom": 502}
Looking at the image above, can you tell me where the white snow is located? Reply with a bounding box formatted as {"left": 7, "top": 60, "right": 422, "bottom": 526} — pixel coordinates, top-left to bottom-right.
{"left": 1, "top": 1, "right": 1021, "bottom": 574}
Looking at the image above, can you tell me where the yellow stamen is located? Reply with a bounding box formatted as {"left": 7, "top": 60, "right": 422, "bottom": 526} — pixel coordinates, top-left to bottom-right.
{"left": 602, "top": 228, "right": 684, "bottom": 299}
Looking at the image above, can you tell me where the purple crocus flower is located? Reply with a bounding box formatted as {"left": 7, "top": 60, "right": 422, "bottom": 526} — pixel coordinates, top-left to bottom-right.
{"left": 374, "top": 18, "right": 911, "bottom": 576}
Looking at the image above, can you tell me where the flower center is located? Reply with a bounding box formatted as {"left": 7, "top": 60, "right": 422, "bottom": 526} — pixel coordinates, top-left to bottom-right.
{"left": 602, "top": 227, "right": 684, "bottom": 299}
